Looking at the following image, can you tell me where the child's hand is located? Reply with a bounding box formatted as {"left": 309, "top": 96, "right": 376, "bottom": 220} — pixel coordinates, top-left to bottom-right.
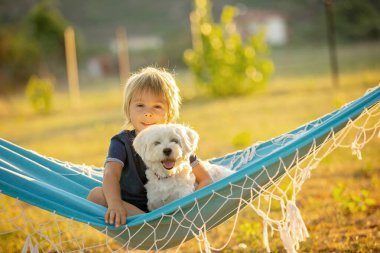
{"left": 105, "top": 201, "right": 127, "bottom": 228}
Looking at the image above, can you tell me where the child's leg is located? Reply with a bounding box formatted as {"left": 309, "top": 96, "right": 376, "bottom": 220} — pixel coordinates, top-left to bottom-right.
{"left": 122, "top": 201, "right": 145, "bottom": 216}
{"left": 87, "top": 187, "right": 145, "bottom": 215}
{"left": 87, "top": 187, "right": 107, "bottom": 206}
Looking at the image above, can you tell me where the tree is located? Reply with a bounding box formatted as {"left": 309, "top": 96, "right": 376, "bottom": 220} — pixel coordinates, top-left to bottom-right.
{"left": 334, "top": 0, "right": 380, "bottom": 41}
{"left": 0, "top": 0, "right": 68, "bottom": 92}
{"left": 26, "top": 0, "right": 68, "bottom": 74}
{"left": 184, "top": 0, "right": 273, "bottom": 97}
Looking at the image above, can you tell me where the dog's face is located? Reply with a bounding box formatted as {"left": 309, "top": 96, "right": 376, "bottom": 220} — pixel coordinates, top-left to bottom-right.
{"left": 133, "top": 124, "right": 199, "bottom": 176}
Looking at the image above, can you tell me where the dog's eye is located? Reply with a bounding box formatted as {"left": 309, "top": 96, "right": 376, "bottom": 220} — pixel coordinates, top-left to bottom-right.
{"left": 154, "top": 141, "right": 161, "bottom": 146}
{"left": 171, "top": 138, "right": 179, "bottom": 144}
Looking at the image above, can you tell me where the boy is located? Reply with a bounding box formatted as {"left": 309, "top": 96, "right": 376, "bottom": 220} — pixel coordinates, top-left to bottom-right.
{"left": 87, "top": 67, "right": 213, "bottom": 228}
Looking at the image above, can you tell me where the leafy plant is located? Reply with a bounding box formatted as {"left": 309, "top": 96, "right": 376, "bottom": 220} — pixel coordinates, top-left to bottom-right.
{"left": 237, "top": 222, "right": 261, "bottom": 243}
{"left": 232, "top": 131, "right": 253, "bottom": 149}
{"left": 353, "top": 162, "right": 375, "bottom": 179}
{"left": 26, "top": 0, "right": 67, "bottom": 60}
{"left": 332, "top": 182, "right": 376, "bottom": 214}
{"left": 184, "top": 0, "right": 273, "bottom": 96}
{"left": 25, "top": 76, "right": 54, "bottom": 113}
{"left": 334, "top": 0, "right": 380, "bottom": 41}
{"left": 0, "top": 0, "right": 69, "bottom": 91}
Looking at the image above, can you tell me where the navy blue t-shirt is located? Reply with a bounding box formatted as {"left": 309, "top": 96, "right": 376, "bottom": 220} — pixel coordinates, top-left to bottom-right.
{"left": 105, "top": 130, "right": 198, "bottom": 213}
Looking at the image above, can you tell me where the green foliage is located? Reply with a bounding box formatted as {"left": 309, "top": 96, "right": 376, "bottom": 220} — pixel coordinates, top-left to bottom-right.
{"left": 184, "top": 0, "right": 273, "bottom": 96}
{"left": 0, "top": 26, "right": 41, "bottom": 89}
{"left": 334, "top": 0, "right": 380, "bottom": 41}
{"left": 26, "top": 0, "right": 67, "bottom": 58}
{"left": 353, "top": 162, "right": 376, "bottom": 179}
{"left": 25, "top": 76, "right": 54, "bottom": 113}
{"left": 0, "top": 0, "right": 68, "bottom": 91}
{"left": 231, "top": 131, "right": 253, "bottom": 149}
{"left": 332, "top": 182, "right": 376, "bottom": 214}
{"left": 237, "top": 222, "right": 261, "bottom": 242}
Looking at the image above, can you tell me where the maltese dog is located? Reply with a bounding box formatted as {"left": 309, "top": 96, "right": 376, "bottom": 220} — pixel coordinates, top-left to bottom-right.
{"left": 133, "top": 124, "right": 233, "bottom": 211}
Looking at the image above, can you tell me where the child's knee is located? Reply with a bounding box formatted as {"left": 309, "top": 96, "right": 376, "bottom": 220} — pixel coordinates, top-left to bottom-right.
{"left": 87, "top": 187, "right": 106, "bottom": 206}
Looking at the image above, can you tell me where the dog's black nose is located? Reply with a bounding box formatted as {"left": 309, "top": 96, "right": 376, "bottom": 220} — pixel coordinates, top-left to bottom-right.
{"left": 163, "top": 148, "right": 172, "bottom": 156}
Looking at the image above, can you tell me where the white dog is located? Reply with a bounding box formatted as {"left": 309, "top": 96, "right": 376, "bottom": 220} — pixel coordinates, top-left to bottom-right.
{"left": 133, "top": 124, "right": 233, "bottom": 211}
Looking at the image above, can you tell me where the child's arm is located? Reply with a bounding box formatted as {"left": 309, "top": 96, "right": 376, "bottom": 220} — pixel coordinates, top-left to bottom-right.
{"left": 192, "top": 163, "right": 213, "bottom": 191}
{"left": 103, "top": 161, "right": 127, "bottom": 228}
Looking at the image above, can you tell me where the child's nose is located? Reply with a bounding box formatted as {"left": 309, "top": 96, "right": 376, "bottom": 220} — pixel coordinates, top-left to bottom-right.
{"left": 144, "top": 112, "right": 152, "bottom": 117}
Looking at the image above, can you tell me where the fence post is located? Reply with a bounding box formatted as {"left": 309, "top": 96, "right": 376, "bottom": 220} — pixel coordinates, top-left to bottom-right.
{"left": 64, "top": 26, "right": 80, "bottom": 106}
{"left": 116, "top": 27, "right": 130, "bottom": 86}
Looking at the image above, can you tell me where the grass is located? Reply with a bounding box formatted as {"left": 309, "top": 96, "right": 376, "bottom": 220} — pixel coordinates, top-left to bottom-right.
{"left": 1, "top": 43, "right": 380, "bottom": 252}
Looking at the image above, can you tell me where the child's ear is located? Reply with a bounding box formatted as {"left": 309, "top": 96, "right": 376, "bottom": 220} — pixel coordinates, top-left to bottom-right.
{"left": 175, "top": 124, "right": 199, "bottom": 154}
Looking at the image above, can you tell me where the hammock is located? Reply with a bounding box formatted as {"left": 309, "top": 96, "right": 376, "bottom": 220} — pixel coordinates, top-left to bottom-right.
{"left": 1, "top": 85, "right": 379, "bottom": 252}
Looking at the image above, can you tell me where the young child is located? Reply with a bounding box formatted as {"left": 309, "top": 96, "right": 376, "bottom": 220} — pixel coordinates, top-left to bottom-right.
{"left": 87, "top": 67, "right": 213, "bottom": 228}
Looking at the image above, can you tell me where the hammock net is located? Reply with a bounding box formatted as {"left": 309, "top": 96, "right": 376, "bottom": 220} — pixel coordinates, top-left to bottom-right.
{"left": 1, "top": 85, "right": 379, "bottom": 252}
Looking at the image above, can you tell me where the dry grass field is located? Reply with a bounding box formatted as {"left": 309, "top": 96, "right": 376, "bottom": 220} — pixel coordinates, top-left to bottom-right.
{"left": 1, "top": 43, "right": 379, "bottom": 252}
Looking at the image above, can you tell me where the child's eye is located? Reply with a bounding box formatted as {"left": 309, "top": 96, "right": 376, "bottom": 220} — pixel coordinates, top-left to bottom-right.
{"left": 137, "top": 104, "right": 144, "bottom": 107}
{"left": 171, "top": 139, "right": 179, "bottom": 144}
{"left": 154, "top": 141, "right": 161, "bottom": 146}
{"left": 154, "top": 105, "right": 163, "bottom": 109}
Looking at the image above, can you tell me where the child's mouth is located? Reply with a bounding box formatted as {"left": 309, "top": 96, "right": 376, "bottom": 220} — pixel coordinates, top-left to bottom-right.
{"left": 161, "top": 159, "right": 176, "bottom": 170}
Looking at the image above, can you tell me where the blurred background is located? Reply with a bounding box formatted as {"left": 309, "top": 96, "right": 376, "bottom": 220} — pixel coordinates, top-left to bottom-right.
{"left": 1, "top": 0, "right": 380, "bottom": 252}
{"left": 1, "top": 0, "right": 379, "bottom": 94}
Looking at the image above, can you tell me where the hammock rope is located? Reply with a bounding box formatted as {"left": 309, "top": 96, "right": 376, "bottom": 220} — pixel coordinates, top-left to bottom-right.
{"left": 0, "top": 85, "right": 379, "bottom": 252}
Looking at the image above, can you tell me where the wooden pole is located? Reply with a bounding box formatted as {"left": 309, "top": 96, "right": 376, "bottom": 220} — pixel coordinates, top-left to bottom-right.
{"left": 116, "top": 27, "right": 130, "bottom": 85}
{"left": 64, "top": 26, "right": 80, "bottom": 106}
{"left": 324, "top": 0, "right": 339, "bottom": 88}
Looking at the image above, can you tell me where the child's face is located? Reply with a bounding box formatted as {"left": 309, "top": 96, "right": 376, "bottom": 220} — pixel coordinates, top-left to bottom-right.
{"left": 129, "top": 89, "right": 169, "bottom": 134}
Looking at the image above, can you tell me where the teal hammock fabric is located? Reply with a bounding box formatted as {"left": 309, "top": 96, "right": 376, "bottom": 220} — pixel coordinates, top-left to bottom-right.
{"left": 0, "top": 86, "right": 379, "bottom": 250}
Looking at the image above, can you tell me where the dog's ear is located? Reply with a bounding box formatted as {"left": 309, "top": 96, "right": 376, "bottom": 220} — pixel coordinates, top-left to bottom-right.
{"left": 133, "top": 132, "right": 148, "bottom": 160}
{"left": 175, "top": 124, "right": 199, "bottom": 154}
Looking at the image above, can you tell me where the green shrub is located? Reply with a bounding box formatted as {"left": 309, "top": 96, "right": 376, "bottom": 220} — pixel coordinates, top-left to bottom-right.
{"left": 231, "top": 131, "right": 253, "bottom": 149}
{"left": 332, "top": 182, "right": 376, "bottom": 214}
{"left": 0, "top": 0, "right": 69, "bottom": 92}
{"left": 236, "top": 221, "right": 262, "bottom": 246}
{"left": 184, "top": 0, "right": 274, "bottom": 96}
{"left": 25, "top": 76, "right": 54, "bottom": 113}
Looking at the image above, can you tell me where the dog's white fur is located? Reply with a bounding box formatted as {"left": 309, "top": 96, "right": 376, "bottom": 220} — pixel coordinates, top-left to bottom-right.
{"left": 133, "top": 124, "right": 233, "bottom": 211}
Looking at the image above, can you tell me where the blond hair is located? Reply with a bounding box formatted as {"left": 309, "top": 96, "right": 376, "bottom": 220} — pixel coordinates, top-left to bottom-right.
{"left": 123, "top": 67, "right": 181, "bottom": 129}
